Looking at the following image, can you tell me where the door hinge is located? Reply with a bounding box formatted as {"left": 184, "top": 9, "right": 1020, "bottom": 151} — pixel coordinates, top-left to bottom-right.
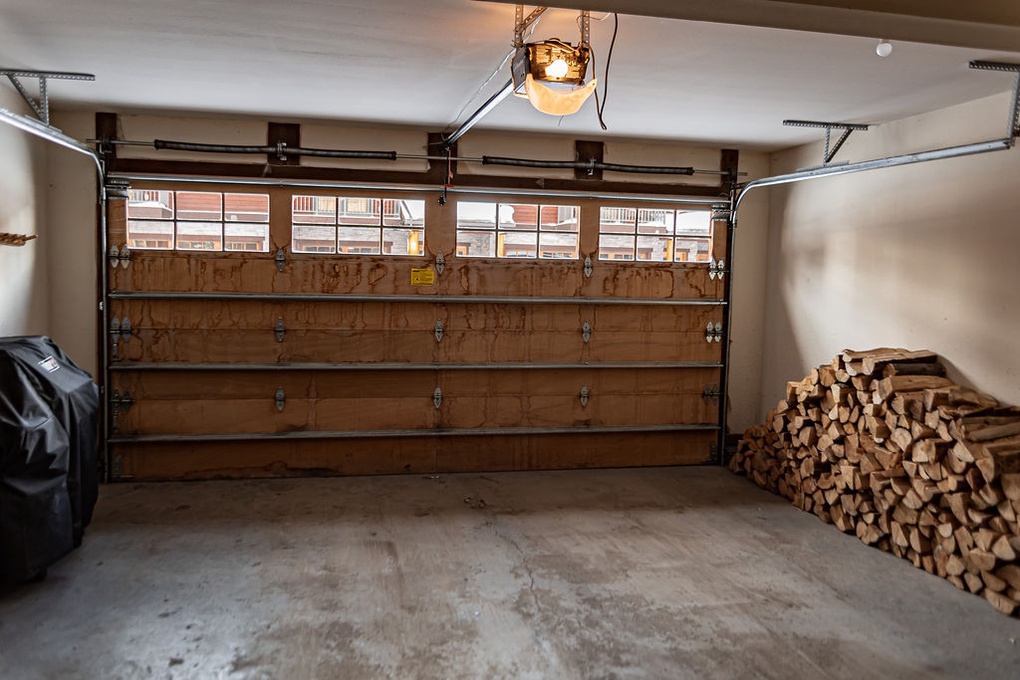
{"left": 275, "top": 316, "right": 286, "bottom": 342}
{"left": 708, "top": 259, "right": 726, "bottom": 281}
{"left": 708, "top": 442, "right": 720, "bottom": 464}
{"left": 110, "top": 388, "right": 133, "bottom": 433}
{"left": 275, "top": 247, "right": 287, "bottom": 273}
{"left": 274, "top": 387, "right": 286, "bottom": 412}
{"left": 702, "top": 384, "right": 721, "bottom": 405}
{"left": 435, "top": 251, "right": 446, "bottom": 276}
{"left": 433, "top": 386, "right": 443, "bottom": 409}
{"left": 579, "top": 384, "right": 590, "bottom": 407}
{"left": 583, "top": 254, "right": 594, "bottom": 279}
{"left": 109, "top": 315, "right": 132, "bottom": 360}
{"left": 107, "top": 243, "right": 132, "bottom": 269}
{"left": 581, "top": 320, "right": 592, "bottom": 344}
{"left": 434, "top": 320, "right": 444, "bottom": 343}
{"left": 705, "top": 321, "right": 723, "bottom": 343}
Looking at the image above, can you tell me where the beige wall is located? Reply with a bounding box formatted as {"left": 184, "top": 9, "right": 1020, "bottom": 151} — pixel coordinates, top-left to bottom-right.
{"left": 761, "top": 90, "right": 1020, "bottom": 419}
{"left": 0, "top": 85, "right": 49, "bottom": 339}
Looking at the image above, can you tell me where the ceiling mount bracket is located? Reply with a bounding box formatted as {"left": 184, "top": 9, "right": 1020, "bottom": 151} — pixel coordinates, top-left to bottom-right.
{"left": 0, "top": 69, "right": 95, "bottom": 126}
{"left": 970, "top": 60, "right": 1020, "bottom": 142}
{"left": 783, "top": 119, "right": 871, "bottom": 164}
{"left": 513, "top": 5, "right": 548, "bottom": 48}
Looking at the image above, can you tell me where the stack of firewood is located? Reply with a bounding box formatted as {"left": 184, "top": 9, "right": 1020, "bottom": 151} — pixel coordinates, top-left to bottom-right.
{"left": 730, "top": 348, "right": 1020, "bottom": 616}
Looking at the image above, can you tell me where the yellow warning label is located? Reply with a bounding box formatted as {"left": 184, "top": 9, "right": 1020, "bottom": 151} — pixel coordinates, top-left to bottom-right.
{"left": 410, "top": 268, "right": 436, "bottom": 286}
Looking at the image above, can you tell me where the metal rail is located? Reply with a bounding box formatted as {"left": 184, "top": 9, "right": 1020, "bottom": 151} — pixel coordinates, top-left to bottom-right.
{"left": 105, "top": 171, "right": 728, "bottom": 203}
{"left": 108, "top": 422, "right": 720, "bottom": 444}
{"left": 108, "top": 290, "right": 726, "bottom": 307}
{"left": 109, "top": 361, "right": 724, "bottom": 372}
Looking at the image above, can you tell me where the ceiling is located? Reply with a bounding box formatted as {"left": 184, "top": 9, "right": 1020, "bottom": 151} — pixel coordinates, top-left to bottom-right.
{"left": 1, "top": 0, "right": 1019, "bottom": 151}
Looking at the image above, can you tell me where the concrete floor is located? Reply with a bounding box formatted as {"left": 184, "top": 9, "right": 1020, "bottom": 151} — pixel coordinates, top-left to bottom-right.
{"left": 2, "top": 467, "right": 1020, "bottom": 679}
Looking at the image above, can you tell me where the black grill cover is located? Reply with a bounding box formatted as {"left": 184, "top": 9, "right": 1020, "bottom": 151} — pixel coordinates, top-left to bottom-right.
{"left": 0, "top": 336, "right": 99, "bottom": 582}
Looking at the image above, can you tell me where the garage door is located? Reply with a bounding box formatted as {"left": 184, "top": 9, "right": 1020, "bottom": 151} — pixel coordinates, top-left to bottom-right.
{"left": 104, "top": 183, "right": 727, "bottom": 480}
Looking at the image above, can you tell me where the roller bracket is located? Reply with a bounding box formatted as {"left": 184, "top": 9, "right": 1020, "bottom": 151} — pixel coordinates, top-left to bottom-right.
{"left": 705, "top": 321, "right": 723, "bottom": 343}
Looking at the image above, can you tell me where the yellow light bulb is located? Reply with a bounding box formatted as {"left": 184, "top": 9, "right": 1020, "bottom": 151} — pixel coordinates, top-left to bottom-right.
{"left": 545, "top": 58, "right": 569, "bottom": 79}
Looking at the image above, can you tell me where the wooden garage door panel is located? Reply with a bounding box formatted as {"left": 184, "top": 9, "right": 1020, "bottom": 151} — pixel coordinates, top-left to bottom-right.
{"left": 113, "top": 430, "right": 716, "bottom": 481}
{"left": 111, "top": 367, "right": 718, "bottom": 434}
{"left": 111, "top": 300, "right": 720, "bottom": 333}
{"left": 109, "top": 255, "right": 722, "bottom": 300}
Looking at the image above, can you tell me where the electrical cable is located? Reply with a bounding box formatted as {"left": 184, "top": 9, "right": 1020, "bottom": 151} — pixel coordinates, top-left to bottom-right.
{"left": 592, "top": 13, "right": 619, "bottom": 131}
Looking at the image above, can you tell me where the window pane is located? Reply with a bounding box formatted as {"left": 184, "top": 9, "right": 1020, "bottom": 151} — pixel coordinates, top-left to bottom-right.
{"left": 676, "top": 210, "right": 711, "bottom": 234}
{"left": 637, "top": 209, "right": 674, "bottom": 235}
{"left": 499, "top": 231, "right": 537, "bottom": 258}
{"left": 457, "top": 231, "right": 496, "bottom": 258}
{"left": 637, "top": 235, "right": 673, "bottom": 262}
{"left": 382, "top": 228, "right": 424, "bottom": 256}
{"left": 599, "top": 234, "right": 635, "bottom": 260}
{"left": 224, "top": 223, "right": 269, "bottom": 253}
{"left": 541, "top": 205, "right": 579, "bottom": 232}
{"left": 339, "top": 198, "right": 381, "bottom": 225}
{"left": 225, "top": 193, "right": 269, "bottom": 223}
{"left": 127, "top": 190, "right": 173, "bottom": 219}
{"left": 499, "top": 203, "right": 537, "bottom": 231}
{"left": 599, "top": 207, "right": 636, "bottom": 234}
{"left": 127, "top": 220, "right": 174, "bottom": 250}
{"left": 176, "top": 192, "right": 222, "bottom": 221}
{"left": 386, "top": 199, "right": 426, "bottom": 229}
{"left": 338, "top": 226, "right": 380, "bottom": 254}
{"left": 175, "top": 221, "right": 222, "bottom": 251}
{"left": 539, "top": 232, "right": 578, "bottom": 259}
{"left": 292, "top": 225, "right": 336, "bottom": 253}
{"left": 293, "top": 195, "right": 336, "bottom": 224}
{"left": 457, "top": 202, "right": 497, "bottom": 230}
{"left": 675, "top": 237, "right": 712, "bottom": 262}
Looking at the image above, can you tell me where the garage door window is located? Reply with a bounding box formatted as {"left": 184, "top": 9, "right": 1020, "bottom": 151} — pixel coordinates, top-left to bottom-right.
{"left": 598, "top": 207, "right": 711, "bottom": 262}
{"left": 126, "top": 190, "right": 270, "bottom": 252}
{"left": 292, "top": 196, "right": 425, "bottom": 256}
{"left": 456, "top": 202, "right": 579, "bottom": 259}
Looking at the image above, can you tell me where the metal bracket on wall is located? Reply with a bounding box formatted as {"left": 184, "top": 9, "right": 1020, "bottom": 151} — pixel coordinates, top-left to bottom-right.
{"left": 0, "top": 69, "right": 95, "bottom": 126}
{"left": 107, "top": 244, "right": 132, "bottom": 269}
{"left": 581, "top": 320, "right": 592, "bottom": 344}
{"left": 708, "top": 259, "right": 726, "bottom": 281}
{"left": 274, "top": 387, "right": 286, "bottom": 412}
{"left": 435, "top": 251, "right": 446, "bottom": 276}
{"left": 579, "top": 384, "right": 590, "bottom": 407}
{"left": 275, "top": 247, "right": 287, "bottom": 273}
{"left": 705, "top": 321, "right": 723, "bottom": 343}
{"left": 783, "top": 119, "right": 871, "bottom": 165}
{"left": 702, "top": 384, "right": 721, "bottom": 405}
{"left": 109, "top": 389, "right": 133, "bottom": 433}
{"left": 109, "top": 315, "right": 132, "bottom": 360}
{"left": 434, "top": 320, "right": 445, "bottom": 343}
{"left": 433, "top": 386, "right": 444, "bottom": 409}
{"left": 583, "top": 254, "right": 594, "bottom": 279}
{"left": 274, "top": 317, "right": 286, "bottom": 342}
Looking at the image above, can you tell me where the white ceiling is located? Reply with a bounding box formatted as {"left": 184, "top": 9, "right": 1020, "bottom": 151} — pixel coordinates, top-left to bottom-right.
{"left": 1, "top": 0, "right": 1018, "bottom": 151}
